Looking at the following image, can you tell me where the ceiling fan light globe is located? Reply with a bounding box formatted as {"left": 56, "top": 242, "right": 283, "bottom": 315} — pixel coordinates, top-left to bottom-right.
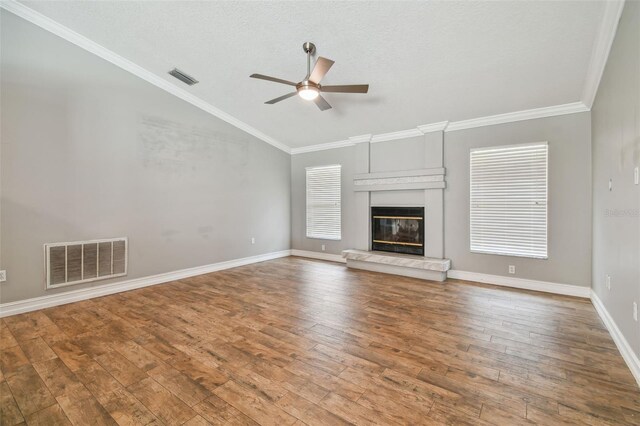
{"left": 298, "top": 87, "right": 319, "bottom": 101}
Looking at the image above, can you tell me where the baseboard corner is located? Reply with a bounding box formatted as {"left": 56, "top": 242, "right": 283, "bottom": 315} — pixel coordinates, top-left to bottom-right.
{"left": 590, "top": 290, "right": 640, "bottom": 388}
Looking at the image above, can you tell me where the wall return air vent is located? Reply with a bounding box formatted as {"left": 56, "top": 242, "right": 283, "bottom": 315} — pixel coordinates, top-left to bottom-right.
{"left": 44, "top": 237, "right": 128, "bottom": 289}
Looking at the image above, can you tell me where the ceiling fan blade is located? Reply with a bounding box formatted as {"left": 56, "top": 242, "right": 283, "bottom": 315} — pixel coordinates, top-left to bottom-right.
{"left": 308, "top": 57, "right": 334, "bottom": 83}
{"left": 250, "top": 73, "right": 297, "bottom": 86}
{"left": 321, "top": 84, "right": 369, "bottom": 94}
{"left": 313, "top": 95, "right": 332, "bottom": 111}
{"left": 265, "top": 92, "right": 297, "bottom": 104}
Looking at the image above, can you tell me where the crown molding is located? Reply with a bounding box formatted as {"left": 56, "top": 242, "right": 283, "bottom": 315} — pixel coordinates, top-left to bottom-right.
{"left": 369, "top": 120, "right": 448, "bottom": 143}
{"left": 371, "top": 128, "right": 423, "bottom": 144}
{"left": 0, "top": 0, "right": 291, "bottom": 154}
{"left": 418, "top": 121, "right": 449, "bottom": 133}
{"left": 445, "top": 102, "right": 590, "bottom": 132}
{"left": 581, "top": 0, "right": 625, "bottom": 109}
{"left": 348, "top": 134, "right": 373, "bottom": 144}
{"left": 290, "top": 139, "right": 352, "bottom": 155}
{"left": 289, "top": 134, "right": 372, "bottom": 154}
{"left": 292, "top": 102, "right": 589, "bottom": 154}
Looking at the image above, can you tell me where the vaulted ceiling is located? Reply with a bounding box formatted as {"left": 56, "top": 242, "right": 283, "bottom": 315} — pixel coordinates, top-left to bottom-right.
{"left": 20, "top": 1, "right": 607, "bottom": 148}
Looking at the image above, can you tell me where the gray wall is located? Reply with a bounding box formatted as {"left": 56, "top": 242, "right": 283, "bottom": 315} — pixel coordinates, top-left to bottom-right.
{"left": 445, "top": 113, "right": 592, "bottom": 287}
{"left": 292, "top": 113, "right": 593, "bottom": 288}
{"left": 0, "top": 11, "right": 291, "bottom": 304}
{"left": 291, "top": 136, "right": 439, "bottom": 255}
{"left": 591, "top": 2, "right": 640, "bottom": 357}
{"left": 291, "top": 146, "right": 358, "bottom": 254}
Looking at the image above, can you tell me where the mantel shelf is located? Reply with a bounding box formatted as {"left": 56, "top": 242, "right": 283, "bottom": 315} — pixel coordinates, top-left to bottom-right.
{"left": 353, "top": 168, "right": 446, "bottom": 192}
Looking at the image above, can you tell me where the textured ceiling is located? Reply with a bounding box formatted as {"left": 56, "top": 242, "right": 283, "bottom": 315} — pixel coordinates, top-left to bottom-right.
{"left": 22, "top": 1, "right": 605, "bottom": 148}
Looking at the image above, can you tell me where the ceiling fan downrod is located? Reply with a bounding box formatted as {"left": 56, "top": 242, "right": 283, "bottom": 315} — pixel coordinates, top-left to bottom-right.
{"left": 303, "top": 42, "right": 316, "bottom": 79}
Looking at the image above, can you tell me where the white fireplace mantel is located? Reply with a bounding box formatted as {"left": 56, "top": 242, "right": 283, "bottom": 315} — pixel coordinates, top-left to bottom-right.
{"left": 353, "top": 168, "right": 445, "bottom": 192}
{"left": 347, "top": 130, "right": 449, "bottom": 281}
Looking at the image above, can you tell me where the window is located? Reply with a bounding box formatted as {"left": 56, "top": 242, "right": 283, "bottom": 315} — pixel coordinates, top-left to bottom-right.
{"left": 470, "top": 142, "right": 548, "bottom": 259}
{"left": 306, "top": 165, "right": 341, "bottom": 240}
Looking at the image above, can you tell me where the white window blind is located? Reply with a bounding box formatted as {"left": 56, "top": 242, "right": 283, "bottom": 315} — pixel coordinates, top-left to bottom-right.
{"left": 306, "top": 165, "right": 341, "bottom": 240}
{"left": 470, "top": 142, "right": 548, "bottom": 259}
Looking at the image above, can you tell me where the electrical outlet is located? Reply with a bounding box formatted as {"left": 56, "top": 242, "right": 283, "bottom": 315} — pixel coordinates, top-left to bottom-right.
{"left": 321, "top": 244, "right": 326, "bottom": 251}
{"left": 0, "top": 270, "right": 5, "bottom": 282}
{"left": 251, "top": 237, "right": 255, "bottom": 245}
{"left": 633, "top": 302, "right": 638, "bottom": 322}
{"left": 606, "top": 275, "right": 611, "bottom": 290}
{"left": 634, "top": 167, "right": 639, "bottom": 185}
{"left": 508, "top": 265, "right": 515, "bottom": 274}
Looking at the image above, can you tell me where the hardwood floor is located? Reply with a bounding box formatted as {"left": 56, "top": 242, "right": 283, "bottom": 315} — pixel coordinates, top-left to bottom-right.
{"left": 1, "top": 256, "right": 638, "bottom": 425}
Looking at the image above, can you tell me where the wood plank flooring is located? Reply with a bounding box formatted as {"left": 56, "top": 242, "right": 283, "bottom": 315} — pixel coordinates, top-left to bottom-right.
{"left": 1, "top": 256, "right": 638, "bottom": 425}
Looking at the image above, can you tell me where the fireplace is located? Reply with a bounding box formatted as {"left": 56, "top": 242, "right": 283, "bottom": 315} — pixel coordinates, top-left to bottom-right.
{"left": 371, "top": 207, "right": 424, "bottom": 256}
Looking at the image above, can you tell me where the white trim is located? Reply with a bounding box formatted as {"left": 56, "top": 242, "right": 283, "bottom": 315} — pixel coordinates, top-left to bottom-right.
{"left": 290, "top": 249, "right": 346, "bottom": 263}
{"left": 291, "top": 139, "right": 353, "bottom": 155}
{"left": 0, "top": 0, "right": 290, "bottom": 154}
{"left": 354, "top": 167, "right": 445, "bottom": 180}
{"left": 447, "top": 270, "right": 591, "bottom": 298}
{"left": 581, "top": 0, "right": 625, "bottom": 108}
{"left": 591, "top": 290, "right": 640, "bottom": 388}
{"left": 348, "top": 134, "right": 373, "bottom": 144}
{"left": 353, "top": 167, "right": 446, "bottom": 192}
{"left": 445, "top": 102, "right": 590, "bottom": 132}
{"left": 291, "top": 102, "right": 589, "bottom": 155}
{"left": 417, "top": 121, "right": 449, "bottom": 133}
{"left": 371, "top": 128, "right": 424, "bottom": 144}
{"left": 0, "top": 250, "right": 291, "bottom": 318}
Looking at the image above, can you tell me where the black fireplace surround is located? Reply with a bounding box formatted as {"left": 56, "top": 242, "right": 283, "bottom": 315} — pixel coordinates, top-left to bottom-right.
{"left": 371, "top": 206, "right": 425, "bottom": 256}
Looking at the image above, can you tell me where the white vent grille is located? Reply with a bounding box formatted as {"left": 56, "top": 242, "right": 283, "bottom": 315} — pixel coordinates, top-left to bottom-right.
{"left": 45, "top": 237, "right": 128, "bottom": 289}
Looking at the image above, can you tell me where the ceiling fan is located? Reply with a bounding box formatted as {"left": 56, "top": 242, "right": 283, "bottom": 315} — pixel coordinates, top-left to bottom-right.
{"left": 250, "top": 42, "right": 369, "bottom": 111}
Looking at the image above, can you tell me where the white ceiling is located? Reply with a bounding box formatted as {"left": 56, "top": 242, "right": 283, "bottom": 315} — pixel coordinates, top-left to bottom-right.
{"left": 21, "top": 1, "right": 606, "bottom": 149}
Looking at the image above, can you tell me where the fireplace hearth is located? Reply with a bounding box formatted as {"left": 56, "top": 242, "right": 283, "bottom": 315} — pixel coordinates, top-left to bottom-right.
{"left": 371, "top": 206, "right": 424, "bottom": 256}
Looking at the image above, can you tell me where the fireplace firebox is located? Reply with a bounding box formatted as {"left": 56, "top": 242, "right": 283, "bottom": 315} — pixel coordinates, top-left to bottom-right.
{"left": 371, "top": 207, "right": 424, "bottom": 256}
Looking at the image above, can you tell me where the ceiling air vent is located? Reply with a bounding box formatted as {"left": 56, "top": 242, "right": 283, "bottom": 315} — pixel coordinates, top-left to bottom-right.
{"left": 168, "top": 68, "right": 199, "bottom": 86}
{"left": 44, "top": 237, "right": 128, "bottom": 289}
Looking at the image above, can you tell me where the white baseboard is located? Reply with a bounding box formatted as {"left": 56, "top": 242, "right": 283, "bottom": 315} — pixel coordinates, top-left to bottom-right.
{"left": 290, "top": 249, "right": 346, "bottom": 263}
{"left": 447, "top": 270, "right": 591, "bottom": 298}
{"left": 0, "top": 250, "right": 291, "bottom": 318}
{"left": 591, "top": 291, "right": 640, "bottom": 388}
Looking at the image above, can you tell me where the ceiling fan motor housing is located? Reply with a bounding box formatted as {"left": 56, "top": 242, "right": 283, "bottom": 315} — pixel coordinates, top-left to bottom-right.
{"left": 296, "top": 80, "right": 320, "bottom": 91}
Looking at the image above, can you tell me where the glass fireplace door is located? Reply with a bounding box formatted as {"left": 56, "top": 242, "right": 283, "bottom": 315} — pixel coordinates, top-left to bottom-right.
{"left": 371, "top": 207, "right": 424, "bottom": 255}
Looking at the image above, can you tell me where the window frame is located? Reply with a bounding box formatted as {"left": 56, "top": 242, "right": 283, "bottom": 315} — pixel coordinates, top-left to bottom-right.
{"left": 469, "top": 141, "right": 549, "bottom": 259}
{"left": 305, "top": 164, "right": 342, "bottom": 241}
